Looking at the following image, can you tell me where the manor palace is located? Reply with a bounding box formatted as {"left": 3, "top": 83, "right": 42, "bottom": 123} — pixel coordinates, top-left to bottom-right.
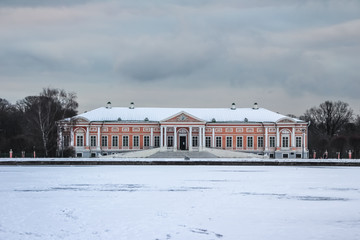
{"left": 57, "top": 102, "right": 309, "bottom": 159}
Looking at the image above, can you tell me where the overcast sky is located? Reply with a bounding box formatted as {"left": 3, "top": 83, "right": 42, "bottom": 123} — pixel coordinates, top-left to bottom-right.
{"left": 1, "top": 0, "right": 359, "bottom": 116}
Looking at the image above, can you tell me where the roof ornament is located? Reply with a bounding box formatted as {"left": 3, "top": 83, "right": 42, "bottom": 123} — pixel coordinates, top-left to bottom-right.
{"left": 117, "top": 117, "right": 121, "bottom": 121}
{"left": 253, "top": 102, "right": 259, "bottom": 110}
{"left": 144, "top": 117, "right": 149, "bottom": 121}
{"left": 106, "top": 101, "right": 112, "bottom": 109}
{"left": 129, "top": 102, "right": 135, "bottom": 109}
{"left": 231, "top": 103, "right": 236, "bottom": 110}
{"left": 244, "top": 118, "right": 248, "bottom": 122}
{"left": 212, "top": 118, "right": 216, "bottom": 122}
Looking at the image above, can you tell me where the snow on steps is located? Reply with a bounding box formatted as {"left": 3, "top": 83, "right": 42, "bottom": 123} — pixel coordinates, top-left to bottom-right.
{"left": 100, "top": 148, "right": 161, "bottom": 158}
{"left": 204, "top": 148, "right": 267, "bottom": 158}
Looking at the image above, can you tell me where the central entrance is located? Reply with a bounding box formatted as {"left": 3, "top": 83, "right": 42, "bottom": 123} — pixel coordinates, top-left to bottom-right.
{"left": 180, "top": 136, "right": 187, "bottom": 150}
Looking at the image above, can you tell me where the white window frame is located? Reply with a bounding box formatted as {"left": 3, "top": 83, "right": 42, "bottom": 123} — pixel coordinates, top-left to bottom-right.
{"left": 122, "top": 136, "right": 129, "bottom": 147}
{"left": 144, "top": 136, "right": 150, "bottom": 147}
{"left": 215, "top": 136, "right": 222, "bottom": 148}
{"left": 192, "top": 136, "right": 198, "bottom": 147}
{"left": 90, "top": 135, "right": 96, "bottom": 147}
{"left": 154, "top": 136, "right": 160, "bottom": 147}
{"left": 296, "top": 136, "right": 302, "bottom": 148}
{"left": 101, "top": 135, "right": 108, "bottom": 147}
{"left": 236, "top": 136, "right": 243, "bottom": 148}
{"left": 258, "top": 136, "right": 264, "bottom": 148}
{"left": 205, "top": 136, "right": 211, "bottom": 148}
{"left": 133, "top": 136, "right": 139, "bottom": 148}
{"left": 112, "top": 135, "right": 118, "bottom": 147}
{"left": 269, "top": 136, "right": 275, "bottom": 148}
{"left": 226, "top": 136, "right": 233, "bottom": 148}
{"left": 282, "top": 136, "right": 289, "bottom": 148}
{"left": 247, "top": 136, "right": 253, "bottom": 149}
{"left": 76, "top": 135, "right": 84, "bottom": 147}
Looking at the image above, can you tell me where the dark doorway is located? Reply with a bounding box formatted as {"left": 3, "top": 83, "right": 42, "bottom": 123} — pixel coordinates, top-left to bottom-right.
{"left": 180, "top": 136, "right": 187, "bottom": 150}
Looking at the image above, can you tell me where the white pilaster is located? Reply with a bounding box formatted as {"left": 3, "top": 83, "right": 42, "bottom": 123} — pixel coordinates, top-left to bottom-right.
{"left": 202, "top": 127, "right": 206, "bottom": 148}
{"left": 199, "top": 127, "right": 202, "bottom": 149}
{"left": 292, "top": 127, "right": 295, "bottom": 147}
{"left": 212, "top": 128, "right": 215, "bottom": 148}
{"left": 174, "top": 126, "right": 177, "bottom": 151}
{"left": 86, "top": 126, "right": 90, "bottom": 147}
{"left": 164, "top": 126, "right": 167, "bottom": 148}
{"left": 189, "top": 126, "right": 193, "bottom": 151}
{"left": 160, "top": 126, "right": 163, "bottom": 148}
{"left": 97, "top": 127, "right": 100, "bottom": 149}
{"left": 70, "top": 127, "right": 74, "bottom": 147}
{"left": 150, "top": 127, "right": 154, "bottom": 147}
{"left": 265, "top": 127, "right": 268, "bottom": 151}
{"left": 276, "top": 127, "right": 280, "bottom": 149}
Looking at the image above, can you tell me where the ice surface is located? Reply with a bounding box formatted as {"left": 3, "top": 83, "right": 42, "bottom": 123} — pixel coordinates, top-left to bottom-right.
{"left": 1, "top": 165, "right": 360, "bottom": 240}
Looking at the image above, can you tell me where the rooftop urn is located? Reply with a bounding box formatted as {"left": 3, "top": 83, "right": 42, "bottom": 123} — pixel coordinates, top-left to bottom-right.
{"left": 231, "top": 103, "right": 236, "bottom": 110}
{"left": 129, "top": 102, "right": 135, "bottom": 109}
{"left": 106, "top": 101, "right": 112, "bottom": 109}
{"left": 253, "top": 102, "right": 259, "bottom": 110}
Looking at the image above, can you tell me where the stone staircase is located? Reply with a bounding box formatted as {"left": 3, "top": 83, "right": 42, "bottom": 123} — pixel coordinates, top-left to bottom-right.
{"left": 148, "top": 150, "right": 218, "bottom": 159}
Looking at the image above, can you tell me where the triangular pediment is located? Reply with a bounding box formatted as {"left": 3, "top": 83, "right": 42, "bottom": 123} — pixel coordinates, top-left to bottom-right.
{"left": 277, "top": 117, "right": 296, "bottom": 124}
{"left": 71, "top": 116, "right": 90, "bottom": 123}
{"left": 160, "top": 111, "right": 205, "bottom": 123}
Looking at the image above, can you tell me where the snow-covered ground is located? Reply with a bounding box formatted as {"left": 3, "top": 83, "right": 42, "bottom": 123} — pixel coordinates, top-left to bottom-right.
{"left": 1, "top": 157, "right": 360, "bottom": 163}
{"left": 0, "top": 165, "right": 360, "bottom": 240}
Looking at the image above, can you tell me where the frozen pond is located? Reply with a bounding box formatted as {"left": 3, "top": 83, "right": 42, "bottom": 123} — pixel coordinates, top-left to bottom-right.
{"left": 0, "top": 165, "right": 360, "bottom": 239}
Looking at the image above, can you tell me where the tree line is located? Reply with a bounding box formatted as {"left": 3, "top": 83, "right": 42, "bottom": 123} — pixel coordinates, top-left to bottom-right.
{"left": 0, "top": 89, "right": 359, "bottom": 158}
{"left": 300, "top": 101, "right": 360, "bottom": 159}
{"left": 0, "top": 88, "right": 78, "bottom": 157}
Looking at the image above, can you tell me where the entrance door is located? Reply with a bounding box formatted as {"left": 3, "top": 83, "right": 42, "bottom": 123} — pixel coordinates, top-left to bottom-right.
{"left": 180, "top": 136, "right": 187, "bottom": 150}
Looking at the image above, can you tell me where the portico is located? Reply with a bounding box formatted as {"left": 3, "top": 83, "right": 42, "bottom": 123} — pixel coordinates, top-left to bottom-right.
{"left": 159, "top": 125, "right": 206, "bottom": 151}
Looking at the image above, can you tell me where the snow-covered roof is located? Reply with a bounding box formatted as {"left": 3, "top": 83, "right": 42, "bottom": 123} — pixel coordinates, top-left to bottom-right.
{"left": 68, "top": 106, "right": 305, "bottom": 123}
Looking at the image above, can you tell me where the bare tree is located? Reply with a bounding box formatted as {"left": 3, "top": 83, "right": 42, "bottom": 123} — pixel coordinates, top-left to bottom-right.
{"left": 302, "top": 100, "right": 353, "bottom": 139}
{"left": 17, "top": 88, "right": 78, "bottom": 157}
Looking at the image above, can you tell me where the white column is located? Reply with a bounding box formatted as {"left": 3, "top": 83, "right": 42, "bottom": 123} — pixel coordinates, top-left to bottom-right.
{"left": 150, "top": 127, "right": 154, "bottom": 147}
{"left": 202, "top": 127, "right": 206, "bottom": 148}
{"left": 212, "top": 128, "right": 215, "bottom": 148}
{"left": 164, "top": 126, "right": 167, "bottom": 148}
{"left": 199, "top": 127, "right": 202, "bottom": 149}
{"left": 70, "top": 127, "right": 74, "bottom": 147}
{"left": 276, "top": 127, "right": 280, "bottom": 149}
{"left": 97, "top": 127, "right": 100, "bottom": 149}
{"left": 160, "top": 126, "right": 163, "bottom": 148}
{"left": 86, "top": 126, "right": 90, "bottom": 147}
{"left": 174, "top": 126, "right": 177, "bottom": 151}
{"left": 189, "top": 126, "right": 193, "bottom": 151}
{"left": 292, "top": 127, "right": 295, "bottom": 148}
{"left": 265, "top": 127, "right": 268, "bottom": 151}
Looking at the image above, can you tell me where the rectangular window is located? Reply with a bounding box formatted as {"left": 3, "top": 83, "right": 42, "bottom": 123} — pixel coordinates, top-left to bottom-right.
{"left": 76, "top": 135, "right": 84, "bottom": 146}
{"left": 296, "top": 137, "right": 302, "bottom": 147}
{"left": 269, "top": 136, "right": 275, "bottom": 148}
{"left": 258, "top": 136, "right": 264, "bottom": 148}
{"left": 247, "top": 136, "right": 253, "bottom": 148}
{"left": 236, "top": 136, "right": 243, "bottom": 148}
{"left": 123, "top": 136, "right": 129, "bottom": 147}
{"left": 154, "top": 136, "right": 160, "bottom": 147}
{"left": 144, "top": 136, "right": 150, "bottom": 147}
{"left": 101, "top": 136, "right": 108, "bottom": 147}
{"left": 64, "top": 135, "right": 70, "bottom": 147}
{"left": 168, "top": 136, "right": 173, "bottom": 147}
{"left": 205, "top": 136, "right": 211, "bottom": 148}
{"left": 282, "top": 136, "right": 289, "bottom": 148}
{"left": 133, "top": 136, "right": 139, "bottom": 147}
{"left": 216, "top": 136, "right": 222, "bottom": 148}
{"left": 90, "top": 136, "right": 96, "bottom": 147}
{"left": 226, "top": 136, "right": 232, "bottom": 148}
{"left": 112, "top": 136, "right": 118, "bottom": 147}
{"left": 192, "top": 136, "right": 198, "bottom": 147}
